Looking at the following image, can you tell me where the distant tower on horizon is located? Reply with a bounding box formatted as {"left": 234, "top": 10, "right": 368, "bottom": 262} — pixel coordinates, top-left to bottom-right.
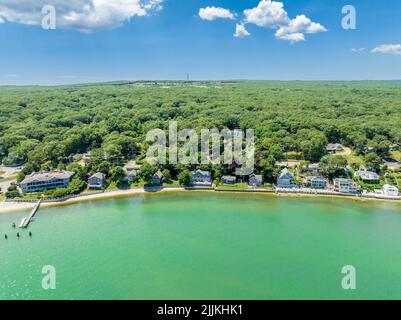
{"left": 186, "top": 73, "right": 190, "bottom": 82}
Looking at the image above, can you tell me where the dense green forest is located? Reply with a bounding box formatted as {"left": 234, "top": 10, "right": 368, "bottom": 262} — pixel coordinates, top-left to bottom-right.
{"left": 1, "top": 81, "right": 401, "bottom": 196}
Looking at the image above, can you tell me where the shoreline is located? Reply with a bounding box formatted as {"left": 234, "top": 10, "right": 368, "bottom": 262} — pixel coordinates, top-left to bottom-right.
{"left": 1, "top": 186, "right": 401, "bottom": 215}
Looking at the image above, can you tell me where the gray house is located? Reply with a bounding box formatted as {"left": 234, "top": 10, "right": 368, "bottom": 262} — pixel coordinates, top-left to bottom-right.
{"left": 88, "top": 172, "right": 106, "bottom": 189}
{"left": 277, "top": 168, "right": 298, "bottom": 188}
{"left": 20, "top": 171, "right": 75, "bottom": 193}
{"left": 191, "top": 170, "right": 212, "bottom": 186}
{"left": 151, "top": 170, "right": 164, "bottom": 185}
{"left": 249, "top": 173, "right": 263, "bottom": 187}
{"left": 326, "top": 143, "right": 343, "bottom": 154}
{"left": 221, "top": 175, "right": 236, "bottom": 185}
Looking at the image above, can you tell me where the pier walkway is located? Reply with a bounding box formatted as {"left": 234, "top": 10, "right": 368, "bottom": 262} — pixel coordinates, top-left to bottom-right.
{"left": 19, "top": 199, "right": 42, "bottom": 228}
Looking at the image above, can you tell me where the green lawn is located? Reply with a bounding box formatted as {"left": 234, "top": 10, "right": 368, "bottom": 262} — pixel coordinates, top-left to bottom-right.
{"left": 390, "top": 151, "right": 401, "bottom": 162}
{"left": 163, "top": 180, "right": 180, "bottom": 187}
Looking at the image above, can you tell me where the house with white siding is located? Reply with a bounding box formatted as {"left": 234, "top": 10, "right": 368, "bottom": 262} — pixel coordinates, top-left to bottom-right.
{"left": 20, "top": 171, "right": 74, "bottom": 193}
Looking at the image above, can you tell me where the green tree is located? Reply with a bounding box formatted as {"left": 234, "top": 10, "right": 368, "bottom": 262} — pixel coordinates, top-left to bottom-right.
{"left": 364, "top": 153, "right": 381, "bottom": 171}
{"left": 178, "top": 170, "right": 192, "bottom": 187}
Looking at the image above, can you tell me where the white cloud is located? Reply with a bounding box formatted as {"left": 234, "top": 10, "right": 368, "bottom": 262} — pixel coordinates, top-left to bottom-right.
{"left": 351, "top": 48, "right": 365, "bottom": 53}
{"left": 199, "top": 6, "right": 235, "bottom": 21}
{"left": 244, "top": 0, "right": 289, "bottom": 28}
{"left": 371, "top": 44, "right": 401, "bottom": 56}
{"left": 278, "top": 32, "right": 304, "bottom": 42}
{"left": 243, "top": 0, "right": 326, "bottom": 41}
{"left": 234, "top": 23, "right": 250, "bottom": 38}
{"left": 0, "top": 0, "right": 163, "bottom": 32}
{"left": 275, "top": 14, "right": 326, "bottom": 41}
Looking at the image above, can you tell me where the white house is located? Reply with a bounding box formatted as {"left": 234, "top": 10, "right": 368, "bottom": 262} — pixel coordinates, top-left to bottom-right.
{"left": 88, "top": 172, "right": 106, "bottom": 189}
{"left": 277, "top": 168, "right": 298, "bottom": 188}
{"left": 333, "top": 178, "right": 358, "bottom": 193}
{"left": 354, "top": 170, "right": 379, "bottom": 183}
{"left": 304, "top": 176, "right": 326, "bottom": 189}
{"left": 20, "top": 171, "right": 75, "bottom": 193}
{"left": 191, "top": 170, "right": 212, "bottom": 186}
{"left": 383, "top": 184, "right": 399, "bottom": 197}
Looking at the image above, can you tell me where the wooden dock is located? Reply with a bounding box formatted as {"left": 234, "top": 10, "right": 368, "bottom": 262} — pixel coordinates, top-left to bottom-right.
{"left": 19, "top": 199, "right": 42, "bottom": 229}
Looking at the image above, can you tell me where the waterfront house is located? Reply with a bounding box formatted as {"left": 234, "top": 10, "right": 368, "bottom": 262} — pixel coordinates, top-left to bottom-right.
{"left": 326, "top": 143, "right": 343, "bottom": 154}
{"left": 304, "top": 176, "right": 326, "bottom": 189}
{"left": 151, "top": 170, "right": 164, "bottom": 185}
{"left": 221, "top": 175, "right": 237, "bottom": 185}
{"left": 20, "top": 171, "right": 74, "bottom": 193}
{"left": 191, "top": 170, "right": 212, "bottom": 187}
{"left": 88, "top": 172, "right": 106, "bottom": 189}
{"left": 302, "top": 163, "right": 320, "bottom": 175}
{"left": 354, "top": 170, "right": 380, "bottom": 183}
{"left": 123, "top": 170, "right": 138, "bottom": 183}
{"left": 333, "top": 178, "right": 358, "bottom": 193}
{"left": 383, "top": 184, "right": 399, "bottom": 197}
{"left": 248, "top": 173, "right": 263, "bottom": 187}
{"left": 277, "top": 168, "right": 298, "bottom": 188}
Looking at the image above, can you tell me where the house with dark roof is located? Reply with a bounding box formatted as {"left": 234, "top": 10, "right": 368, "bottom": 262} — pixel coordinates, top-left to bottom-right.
{"left": 221, "top": 175, "right": 237, "bottom": 185}
{"left": 88, "top": 172, "right": 106, "bottom": 189}
{"left": 248, "top": 173, "right": 263, "bottom": 187}
{"left": 191, "top": 170, "right": 212, "bottom": 186}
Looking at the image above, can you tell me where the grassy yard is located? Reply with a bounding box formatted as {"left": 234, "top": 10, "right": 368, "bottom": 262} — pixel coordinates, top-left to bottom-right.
{"left": 0, "top": 175, "right": 17, "bottom": 183}
{"left": 163, "top": 180, "right": 180, "bottom": 187}
{"left": 390, "top": 151, "right": 401, "bottom": 162}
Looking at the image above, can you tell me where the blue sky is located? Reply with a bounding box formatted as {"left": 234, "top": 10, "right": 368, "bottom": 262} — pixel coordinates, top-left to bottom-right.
{"left": 0, "top": 0, "right": 401, "bottom": 85}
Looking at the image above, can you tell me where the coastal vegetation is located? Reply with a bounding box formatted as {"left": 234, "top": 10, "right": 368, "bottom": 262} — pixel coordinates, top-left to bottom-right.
{"left": 1, "top": 81, "right": 401, "bottom": 199}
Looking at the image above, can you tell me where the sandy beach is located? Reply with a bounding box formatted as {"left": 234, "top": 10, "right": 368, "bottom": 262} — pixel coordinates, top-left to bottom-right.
{"left": 0, "top": 187, "right": 185, "bottom": 214}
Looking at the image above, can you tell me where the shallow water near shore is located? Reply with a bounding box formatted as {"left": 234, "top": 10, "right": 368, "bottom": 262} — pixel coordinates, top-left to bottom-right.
{"left": 1, "top": 192, "right": 401, "bottom": 300}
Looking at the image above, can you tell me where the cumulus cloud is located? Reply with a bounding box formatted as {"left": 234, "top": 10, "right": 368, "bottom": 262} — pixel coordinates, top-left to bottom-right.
{"left": 234, "top": 23, "right": 250, "bottom": 38}
{"left": 371, "top": 44, "right": 401, "bottom": 56}
{"left": 199, "top": 6, "right": 235, "bottom": 21}
{"left": 244, "top": 0, "right": 289, "bottom": 28}
{"left": 275, "top": 14, "right": 326, "bottom": 41}
{"left": 243, "top": 0, "right": 326, "bottom": 41}
{"left": 0, "top": 0, "right": 163, "bottom": 32}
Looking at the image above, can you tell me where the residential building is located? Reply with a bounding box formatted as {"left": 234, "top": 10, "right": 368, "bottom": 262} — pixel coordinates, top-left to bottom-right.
{"left": 333, "top": 178, "right": 358, "bottom": 193}
{"left": 326, "top": 143, "right": 343, "bottom": 154}
{"left": 304, "top": 176, "right": 326, "bottom": 189}
{"left": 151, "top": 170, "right": 164, "bottom": 185}
{"left": 383, "top": 184, "right": 399, "bottom": 197}
{"left": 123, "top": 170, "right": 138, "bottom": 183}
{"left": 354, "top": 170, "right": 380, "bottom": 183}
{"left": 277, "top": 168, "right": 298, "bottom": 188}
{"left": 221, "top": 175, "right": 236, "bottom": 184}
{"left": 191, "top": 170, "right": 212, "bottom": 186}
{"left": 20, "top": 171, "right": 74, "bottom": 193}
{"left": 88, "top": 172, "right": 106, "bottom": 189}
{"left": 248, "top": 173, "right": 263, "bottom": 187}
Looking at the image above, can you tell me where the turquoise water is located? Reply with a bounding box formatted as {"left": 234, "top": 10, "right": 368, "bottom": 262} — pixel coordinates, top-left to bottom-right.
{"left": 1, "top": 192, "right": 401, "bottom": 300}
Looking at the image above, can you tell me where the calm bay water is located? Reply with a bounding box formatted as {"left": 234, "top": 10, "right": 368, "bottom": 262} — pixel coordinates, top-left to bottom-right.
{"left": 1, "top": 192, "right": 401, "bottom": 300}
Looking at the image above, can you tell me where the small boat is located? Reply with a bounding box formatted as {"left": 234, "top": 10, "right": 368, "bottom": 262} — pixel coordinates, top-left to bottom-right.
{"left": 4, "top": 234, "right": 7, "bottom": 240}
{"left": 29, "top": 232, "right": 32, "bottom": 237}
{"left": 12, "top": 223, "right": 16, "bottom": 228}
{"left": 17, "top": 232, "right": 20, "bottom": 238}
